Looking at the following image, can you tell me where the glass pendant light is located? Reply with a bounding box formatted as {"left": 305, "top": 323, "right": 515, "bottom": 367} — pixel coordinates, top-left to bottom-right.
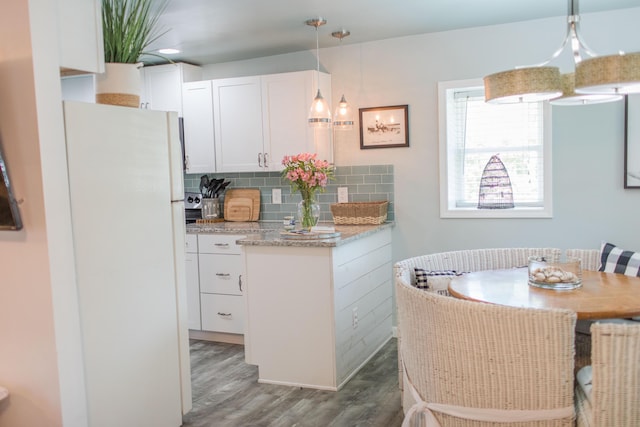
{"left": 306, "top": 18, "right": 331, "bottom": 128}
{"left": 332, "top": 29, "right": 354, "bottom": 130}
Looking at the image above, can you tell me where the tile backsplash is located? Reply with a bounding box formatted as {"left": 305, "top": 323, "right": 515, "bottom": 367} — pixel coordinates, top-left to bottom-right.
{"left": 184, "top": 165, "right": 394, "bottom": 222}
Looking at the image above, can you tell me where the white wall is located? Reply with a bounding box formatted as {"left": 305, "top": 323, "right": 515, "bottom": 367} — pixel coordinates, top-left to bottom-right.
{"left": 0, "top": 1, "right": 63, "bottom": 426}
{"left": 0, "top": 0, "right": 86, "bottom": 426}
{"left": 202, "top": 7, "right": 640, "bottom": 262}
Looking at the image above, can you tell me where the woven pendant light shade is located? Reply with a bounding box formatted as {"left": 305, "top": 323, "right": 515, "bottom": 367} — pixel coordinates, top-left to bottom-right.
{"left": 484, "top": 67, "right": 562, "bottom": 103}
{"left": 575, "top": 52, "right": 640, "bottom": 94}
{"left": 478, "top": 155, "right": 514, "bottom": 209}
{"left": 551, "top": 73, "right": 622, "bottom": 106}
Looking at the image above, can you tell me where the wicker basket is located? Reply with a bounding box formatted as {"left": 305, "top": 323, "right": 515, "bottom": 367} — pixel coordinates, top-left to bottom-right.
{"left": 330, "top": 201, "right": 388, "bottom": 225}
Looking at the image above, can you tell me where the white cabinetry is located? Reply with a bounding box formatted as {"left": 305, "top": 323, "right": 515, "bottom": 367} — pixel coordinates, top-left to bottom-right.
{"left": 182, "top": 81, "right": 216, "bottom": 174}
{"left": 140, "top": 63, "right": 202, "bottom": 114}
{"left": 212, "top": 76, "right": 265, "bottom": 172}
{"left": 261, "top": 70, "right": 332, "bottom": 168}
{"left": 197, "top": 234, "right": 246, "bottom": 335}
{"left": 185, "top": 234, "right": 200, "bottom": 330}
{"left": 212, "top": 70, "right": 332, "bottom": 173}
{"left": 244, "top": 228, "right": 393, "bottom": 390}
{"left": 58, "top": 0, "right": 104, "bottom": 74}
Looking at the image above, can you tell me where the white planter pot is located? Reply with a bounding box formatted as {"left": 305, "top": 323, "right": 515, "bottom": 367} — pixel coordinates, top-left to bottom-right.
{"left": 95, "top": 62, "right": 143, "bottom": 108}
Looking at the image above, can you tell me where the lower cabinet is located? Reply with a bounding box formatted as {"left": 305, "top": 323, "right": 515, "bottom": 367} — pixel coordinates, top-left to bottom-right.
{"left": 189, "top": 233, "right": 246, "bottom": 337}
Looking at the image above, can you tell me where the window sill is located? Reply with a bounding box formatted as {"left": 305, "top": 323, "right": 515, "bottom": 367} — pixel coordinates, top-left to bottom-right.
{"left": 440, "top": 207, "right": 552, "bottom": 219}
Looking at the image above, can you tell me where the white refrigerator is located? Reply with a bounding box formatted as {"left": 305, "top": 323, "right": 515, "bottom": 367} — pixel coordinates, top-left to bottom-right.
{"left": 62, "top": 101, "right": 192, "bottom": 426}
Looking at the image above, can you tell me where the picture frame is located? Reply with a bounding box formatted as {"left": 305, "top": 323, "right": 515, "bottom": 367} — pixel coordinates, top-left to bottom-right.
{"left": 625, "top": 94, "right": 640, "bottom": 189}
{"left": 359, "top": 105, "right": 409, "bottom": 149}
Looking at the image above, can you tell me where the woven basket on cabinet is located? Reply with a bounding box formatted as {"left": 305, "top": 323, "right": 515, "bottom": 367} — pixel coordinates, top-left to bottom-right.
{"left": 330, "top": 201, "right": 388, "bottom": 225}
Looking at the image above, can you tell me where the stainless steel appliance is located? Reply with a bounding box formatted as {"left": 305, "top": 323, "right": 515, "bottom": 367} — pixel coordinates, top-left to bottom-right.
{"left": 185, "top": 191, "right": 202, "bottom": 223}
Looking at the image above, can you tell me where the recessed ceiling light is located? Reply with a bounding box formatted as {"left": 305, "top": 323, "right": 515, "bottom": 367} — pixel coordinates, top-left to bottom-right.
{"left": 158, "top": 48, "right": 180, "bottom": 55}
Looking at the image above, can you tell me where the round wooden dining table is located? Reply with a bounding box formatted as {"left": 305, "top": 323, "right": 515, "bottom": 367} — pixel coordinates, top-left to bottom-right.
{"left": 448, "top": 268, "right": 640, "bottom": 320}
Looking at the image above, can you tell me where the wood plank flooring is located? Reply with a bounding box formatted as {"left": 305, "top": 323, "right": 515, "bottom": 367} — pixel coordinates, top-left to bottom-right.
{"left": 182, "top": 338, "right": 404, "bottom": 427}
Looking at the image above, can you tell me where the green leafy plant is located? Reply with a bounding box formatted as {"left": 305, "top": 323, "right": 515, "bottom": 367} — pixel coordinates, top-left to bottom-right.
{"left": 102, "top": 0, "right": 169, "bottom": 63}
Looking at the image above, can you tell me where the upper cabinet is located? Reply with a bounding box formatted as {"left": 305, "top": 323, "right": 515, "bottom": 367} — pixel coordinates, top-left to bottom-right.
{"left": 140, "top": 63, "right": 203, "bottom": 115}
{"left": 212, "top": 76, "right": 265, "bottom": 172}
{"left": 261, "top": 70, "right": 332, "bottom": 170}
{"left": 58, "top": 0, "right": 104, "bottom": 74}
{"left": 182, "top": 81, "right": 216, "bottom": 174}
{"left": 210, "top": 70, "right": 332, "bottom": 173}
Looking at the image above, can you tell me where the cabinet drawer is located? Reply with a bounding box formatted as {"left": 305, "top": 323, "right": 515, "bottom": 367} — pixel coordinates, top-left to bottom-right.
{"left": 201, "top": 293, "right": 244, "bottom": 334}
{"left": 198, "top": 234, "right": 245, "bottom": 254}
{"left": 185, "top": 234, "right": 198, "bottom": 253}
{"left": 199, "top": 253, "right": 243, "bottom": 295}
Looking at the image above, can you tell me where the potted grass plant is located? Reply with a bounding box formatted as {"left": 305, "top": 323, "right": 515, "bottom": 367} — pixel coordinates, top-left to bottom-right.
{"left": 96, "top": 0, "right": 169, "bottom": 107}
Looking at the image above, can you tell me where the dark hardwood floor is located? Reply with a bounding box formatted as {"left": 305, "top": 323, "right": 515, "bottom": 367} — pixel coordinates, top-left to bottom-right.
{"left": 182, "top": 338, "right": 404, "bottom": 427}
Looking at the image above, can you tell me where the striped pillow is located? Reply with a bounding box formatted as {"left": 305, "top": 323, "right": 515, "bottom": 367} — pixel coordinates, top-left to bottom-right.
{"left": 599, "top": 242, "right": 640, "bottom": 277}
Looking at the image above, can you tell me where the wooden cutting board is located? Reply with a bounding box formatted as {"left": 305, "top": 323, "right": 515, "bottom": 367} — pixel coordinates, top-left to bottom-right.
{"left": 224, "top": 188, "right": 261, "bottom": 221}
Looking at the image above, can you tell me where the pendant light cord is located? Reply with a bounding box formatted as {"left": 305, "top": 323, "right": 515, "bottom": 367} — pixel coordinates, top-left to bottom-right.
{"left": 316, "top": 25, "right": 320, "bottom": 86}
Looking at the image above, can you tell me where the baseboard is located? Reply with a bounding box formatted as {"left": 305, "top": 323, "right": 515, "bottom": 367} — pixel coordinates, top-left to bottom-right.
{"left": 189, "top": 330, "right": 244, "bottom": 345}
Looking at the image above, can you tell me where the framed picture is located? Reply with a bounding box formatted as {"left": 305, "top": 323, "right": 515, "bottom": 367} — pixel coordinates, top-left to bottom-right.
{"left": 625, "top": 94, "right": 640, "bottom": 188}
{"left": 359, "top": 105, "right": 409, "bottom": 149}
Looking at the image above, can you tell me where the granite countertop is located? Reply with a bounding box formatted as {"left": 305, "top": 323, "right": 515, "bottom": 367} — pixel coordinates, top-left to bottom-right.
{"left": 186, "top": 221, "right": 394, "bottom": 247}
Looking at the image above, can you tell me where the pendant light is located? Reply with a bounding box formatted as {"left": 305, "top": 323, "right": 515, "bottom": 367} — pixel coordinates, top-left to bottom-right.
{"left": 306, "top": 18, "right": 331, "bottom": 128}
{"left": 484, "top": 0, "right": 626, "bottom": 105}
{"left": 332, "top": 29, "right": 355, "bottom": 130}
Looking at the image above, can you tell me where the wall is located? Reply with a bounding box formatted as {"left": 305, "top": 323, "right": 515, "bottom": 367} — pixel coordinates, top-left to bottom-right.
{"left": 0, "top": 0, "right": 89, "bottom": 426}
{"left": 184, "top": 165, "right": 395, "bottom": 222}
{"left": 0, "top": 0, "right": 64, "bottom": 426}
{"left": 202, "top": 7, "right": 640, "bottom": 262}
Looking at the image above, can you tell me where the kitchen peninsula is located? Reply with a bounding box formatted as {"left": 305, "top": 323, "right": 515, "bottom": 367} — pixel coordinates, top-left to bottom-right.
{"left": 187, "top": 222, "right": 393, "bottom": 391}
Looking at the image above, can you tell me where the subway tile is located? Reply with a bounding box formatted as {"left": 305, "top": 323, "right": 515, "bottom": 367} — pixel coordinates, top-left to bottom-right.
{"left": 185, "top": 165, "right": 394, "bottom": 221}
{"left": 346, "top": 175, "right": 364, "bottom": 184}
{"left": 356, "top": 184, "right": 376, "bottom": 194}
{"left": 364, "top": 175, "right": 382, "bottom": 184}
{"left": 351, "top": 165, "right": 370, "bottom": 175}
{"left": 370, "top": 165, "right": 389, "bottom": 174}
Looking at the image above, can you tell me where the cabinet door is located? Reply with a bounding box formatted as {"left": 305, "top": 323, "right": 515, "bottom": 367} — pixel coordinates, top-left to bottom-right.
{"left": 261, "top": 71, "right": 314, "bottom": 171}
{"left": 141, "top": 64, "right": 183, "bottom": 113}
{"left": 213, "top": 76, "right": 265, "bottom": 172}
{"left": 182, "top": 81, "right": 216, "bottom": 174}
{"left": 185, "top": 252, "right": 201, "bottom": 330}
{"left": 58, "top": 0, "right": 103, "bottom": 74}
{"left": 200, "top": 294, "right": 244, "bottom": 334}
{"left": 199, "top": 253, "right": 244, "bottom": 296}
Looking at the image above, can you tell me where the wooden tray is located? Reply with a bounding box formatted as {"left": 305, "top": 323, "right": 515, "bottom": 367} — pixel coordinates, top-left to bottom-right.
{"left": 224, "top": 188, "right": 260, "bottom": 221}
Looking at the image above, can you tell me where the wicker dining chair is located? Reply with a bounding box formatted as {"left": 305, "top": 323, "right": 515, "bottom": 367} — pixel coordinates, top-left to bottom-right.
{"left": 396, "top": 274, "right": 577, "bottom": 426}
{"left": 394, "top": 248, "right": 562, "bottom": 398}
{"left": 575, "top": 322, "right": 640, "bottom": 427}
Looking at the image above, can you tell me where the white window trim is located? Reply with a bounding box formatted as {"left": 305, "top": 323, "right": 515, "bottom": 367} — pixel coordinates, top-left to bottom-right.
{"left": 437, "top": 78, "right": 553, "bottom": 219}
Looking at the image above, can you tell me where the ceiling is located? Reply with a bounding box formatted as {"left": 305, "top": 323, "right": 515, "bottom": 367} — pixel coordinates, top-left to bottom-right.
{"left": 146, "top": 0, "right": 640, "bottom": 66}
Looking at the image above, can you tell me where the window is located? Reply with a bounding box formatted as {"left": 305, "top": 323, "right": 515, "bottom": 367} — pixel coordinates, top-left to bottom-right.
{"left": 438, "top": 79, "right": 552, "bottom": 218}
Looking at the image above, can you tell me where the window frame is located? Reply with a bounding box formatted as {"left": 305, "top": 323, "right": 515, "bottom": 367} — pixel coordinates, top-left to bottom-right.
{"left": 437, "top": 78, "right": 553, "bottom": 219}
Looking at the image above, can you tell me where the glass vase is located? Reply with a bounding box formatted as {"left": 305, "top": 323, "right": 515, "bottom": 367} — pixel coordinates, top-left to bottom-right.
{"left": 297, "top": 196, "right": 320, "bottom": 230}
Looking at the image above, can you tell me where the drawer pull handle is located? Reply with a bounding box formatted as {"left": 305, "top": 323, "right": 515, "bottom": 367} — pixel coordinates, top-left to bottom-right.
{"left": 214, "top": 243, "right": 230, "bottom": 248}
{"left": 216, "top": 273, "right": 230, "bottom": 277}
{"left": 239, "top": 274, "right": 243, "bottom": 292}
{"left": 217, "top": 312, "right": 232, "bottom": 317}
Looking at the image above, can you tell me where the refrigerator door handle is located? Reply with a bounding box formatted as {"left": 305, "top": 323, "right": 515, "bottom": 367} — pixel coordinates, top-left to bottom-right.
{"left": 238, "top": 274, "right": 243, "bottom": 292}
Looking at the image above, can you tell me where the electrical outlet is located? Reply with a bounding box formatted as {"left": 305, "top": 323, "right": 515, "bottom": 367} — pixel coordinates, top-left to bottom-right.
{"left": 352, "top": 307, "right": 359, "bottom": 328}
{"left": 338, "top": 187, "right": 349, "bottom": 203}
{"left": 272, "top": 188, "right": 282, "bottom": 204}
